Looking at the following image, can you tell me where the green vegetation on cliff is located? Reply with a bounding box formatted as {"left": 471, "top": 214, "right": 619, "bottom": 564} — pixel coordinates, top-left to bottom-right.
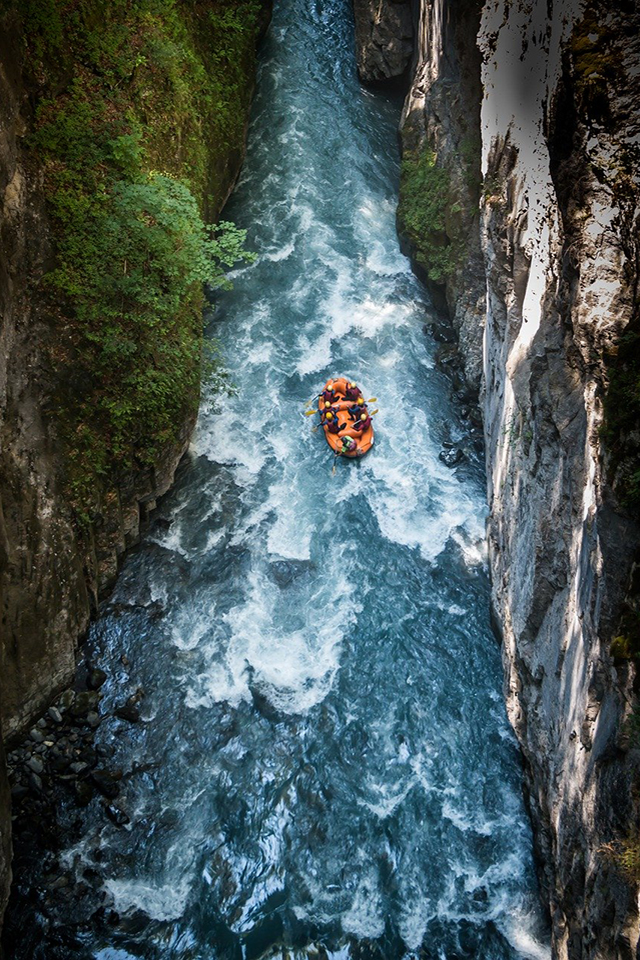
{"left": 17, "top": 0, "right": 265, "bottom": 520}
{"left": 397, "top": 149, "right": 463, "bottom": 285}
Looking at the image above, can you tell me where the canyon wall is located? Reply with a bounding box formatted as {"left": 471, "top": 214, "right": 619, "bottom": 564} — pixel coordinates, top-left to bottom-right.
{"left": 0, "top": 0, "right": 268, "bottom": 935}
{"left": 355, "top": 0, "right": 640, "bottom": 956}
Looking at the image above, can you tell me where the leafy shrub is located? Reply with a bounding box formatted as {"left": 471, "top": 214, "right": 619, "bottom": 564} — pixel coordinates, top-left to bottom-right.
{"left": 397, "top": 149, "right": 463, "bottom": 285}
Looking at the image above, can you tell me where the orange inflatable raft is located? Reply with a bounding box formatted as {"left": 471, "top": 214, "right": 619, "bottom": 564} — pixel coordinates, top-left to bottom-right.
{"left": 317, "top": 377, "right": 374, "bottom": 458}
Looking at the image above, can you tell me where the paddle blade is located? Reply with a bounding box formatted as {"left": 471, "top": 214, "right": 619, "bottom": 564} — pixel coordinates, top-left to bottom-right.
{"left": 370, "top": 409, "right": 379, "bottom": 416}
{"left": 304, "top": 409, "right": 318, "bottom": 416}
{"left": 366, "top": 397, "right": 377, "bottom": 403}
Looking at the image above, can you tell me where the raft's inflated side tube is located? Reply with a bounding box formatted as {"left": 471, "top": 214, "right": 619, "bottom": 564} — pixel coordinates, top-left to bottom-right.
{"left": 319, "top": 378, "right": 374, "bottom": 458}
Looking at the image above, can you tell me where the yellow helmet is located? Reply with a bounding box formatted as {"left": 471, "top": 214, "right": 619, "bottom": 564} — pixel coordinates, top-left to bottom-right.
{"left": 324, "top": 401, "right": 331, "bottom": 409}
{"left": 360, "top": 413, "right": 367, "bottom": 421}
{"left": 326, "top": 412, "right": 334, "bottom": 421}
{"left": 357, "top": 396, "right": 364, "bottom": 405}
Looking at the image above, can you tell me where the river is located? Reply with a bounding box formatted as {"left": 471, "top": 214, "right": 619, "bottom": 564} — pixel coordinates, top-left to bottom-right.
{"left": 19, "top": 0, "right": 550, "bottom": 956}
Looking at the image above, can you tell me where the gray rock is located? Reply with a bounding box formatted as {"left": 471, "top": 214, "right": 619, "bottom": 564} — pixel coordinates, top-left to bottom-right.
{"left": 29, "top": 728, "right": 45, "bottom": 743}
{"left": 70, "top": 690, "right": 101, "bottom": 718}
{"left": 104, "top": 804, "right": 130, "bottom": 827}
{"left": 70, "top": 762, "right": 89, "bottom": 775}
{"left": 439, "top": 447, "right": 464, "bottom": 467}
{"left": 115, "top": 698, "right": 141, "bottom": 723}
{"left": 91, "top": 769, "right": 122, "bottom": 800}
{"left": 86, "top": 711, "right": 101, "bottom": 729}
{"left": 88, "top": 667, "right": 108, "bottom": 690}
{"left": 28, "top": 773, "right": 44, "bottom": 794}
{"left": 75, "top": 781, "right": 94, "bottom": 806}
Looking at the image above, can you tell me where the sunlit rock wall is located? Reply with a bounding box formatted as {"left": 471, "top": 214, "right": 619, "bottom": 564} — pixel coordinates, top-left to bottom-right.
{"left": 481, "top": 1, "right": 640, "bottom": 955}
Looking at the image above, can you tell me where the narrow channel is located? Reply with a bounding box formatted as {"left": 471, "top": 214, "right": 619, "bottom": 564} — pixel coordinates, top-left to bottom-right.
{"left": 26, "top": 0, "right": 549, "bottom": 956}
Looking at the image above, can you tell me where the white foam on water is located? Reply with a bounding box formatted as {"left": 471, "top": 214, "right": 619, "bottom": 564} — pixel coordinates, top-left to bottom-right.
{"left": 247, "top": 341, "right": 274, "bottom": 364}
{"left": 499, "top": 910, "right": 552, "bottom": 960}
{"left": 341, "top": 870, "right": 386, "bottom": 940}
{"left": 184, "top": 566, "right": 360, "bottom": 714}
{"left": 94, "top": 950, "right": 137, "bottom": 960}
{"left": 195, "top": 402, "right": 270, "bottom": 477}
{"left": 266, "top": 477, "right": 312, "bottom": 559}
{"left": 104, "top": 874, "right": 191, "bottom": 922}
{"left": 398, "top": 895, "right": 435, "bottom": 953}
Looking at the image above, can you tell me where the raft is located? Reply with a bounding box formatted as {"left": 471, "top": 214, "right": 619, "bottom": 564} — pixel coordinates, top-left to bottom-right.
{"left": 318, "top": 377, "right": 374, "bottom": 458}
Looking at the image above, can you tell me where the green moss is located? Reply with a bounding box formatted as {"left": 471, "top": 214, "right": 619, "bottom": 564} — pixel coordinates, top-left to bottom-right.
{"left": 397, "top": 149, "right": 463, "bottom": 285}
{"left": 15, "top": 0, "right": 263, "bottom": 524}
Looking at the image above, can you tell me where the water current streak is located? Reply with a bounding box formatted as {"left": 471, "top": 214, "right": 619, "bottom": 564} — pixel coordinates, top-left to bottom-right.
{"left": 33, "top": 0, "right": 550, "bottom": 957}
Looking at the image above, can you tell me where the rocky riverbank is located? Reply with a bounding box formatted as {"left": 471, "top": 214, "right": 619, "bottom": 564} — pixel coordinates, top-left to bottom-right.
{"left": 353, "top": 0, "right": 640, "bottom": 955}
{"left": 2, "top": 654, "right": 144, "bottom": 958}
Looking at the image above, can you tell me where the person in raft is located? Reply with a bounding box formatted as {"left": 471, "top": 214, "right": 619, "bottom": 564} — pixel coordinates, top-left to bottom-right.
{"left": 344, "top": 381, "right": 362, "bottom": 402}
{"left": 347, "top": 396, "right": 366, "bottom": 420}
{"left": 322, "top": 410, "right": 344, "bottom": 434}
{"left": 347, "top": 411, "right": 372, "bottom": 435}
{"left": 321, "top": 383, "right": 337, "bottom": 404}
{"left": 340, "top": 435, "right": 357, "bottom": 455}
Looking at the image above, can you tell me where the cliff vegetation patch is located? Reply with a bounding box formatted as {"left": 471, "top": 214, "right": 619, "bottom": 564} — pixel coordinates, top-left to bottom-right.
{"left": 397, "top": 148, "right": 464, "bottom": 285}
{"left": 16, "top": 0, "right": 263, "bottom": 523}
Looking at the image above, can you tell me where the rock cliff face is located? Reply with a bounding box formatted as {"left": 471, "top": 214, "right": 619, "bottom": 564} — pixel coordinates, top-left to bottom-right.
{"left": 352, "top": 0, "right": 414, "bottom": 83}
{"left": 397, "top": 0, "right": 486, "bottom": 390}
{"left": 355, "top": 0, "right": 640, "bottom": 955}
{"left": 481, "top": 2, "right": 640, "bottom": 955}
{"left": 0, "top": 1, "right": 268, "bottom": 936}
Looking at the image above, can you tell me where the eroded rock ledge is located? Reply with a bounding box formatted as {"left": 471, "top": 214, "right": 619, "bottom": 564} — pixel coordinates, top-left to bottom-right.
{"left": 354, "top": 0, "right": 640, "bottom": 955}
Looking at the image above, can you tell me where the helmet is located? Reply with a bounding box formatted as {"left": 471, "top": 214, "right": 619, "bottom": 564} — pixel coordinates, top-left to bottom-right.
{"left": 360, "top": 413, "right": 367, "bottom": 421}
{"left": 326, "top": 412, "right": 334, "bottom": 421}
{"left": 357, "top": 396, "right": 364, "bottom": 405}
{"left": 324, "top": 401, "right": 331, "bottom": 409}
{"left": 327, "top": 383, "right": 334, "bottom": 391}
{"left": 347, "top": 381, "right": 353, "bottom": 388}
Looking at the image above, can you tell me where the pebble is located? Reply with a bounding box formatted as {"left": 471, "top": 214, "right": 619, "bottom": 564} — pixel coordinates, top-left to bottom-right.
{"left": 26, "top": 756, "right": 44, "bottom": 775}
{"left": 29, "top": 728, "right": 45, "bottom": 744}
{"left": 86, "top": 711, "right": 101, "bottom": 729}
{"left": 104, "top": 804, "right": 130, "bottom": 827}
{"left": 70, "top": 762, "right": 89, "bottom": 775}
{"left": 48, "top": 706, "right": 63, "bottom": 724}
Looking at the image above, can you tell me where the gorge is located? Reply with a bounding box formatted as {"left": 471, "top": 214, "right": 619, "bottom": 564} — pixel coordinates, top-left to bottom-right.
{"left": 2, "top": 0, "right": 640, "bottom": 958}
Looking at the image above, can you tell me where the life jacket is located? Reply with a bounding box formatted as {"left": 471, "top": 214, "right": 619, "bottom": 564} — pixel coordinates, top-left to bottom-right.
{"left": 322, "top": 388, "right": 336, "bottom": 404}
{"left": 326, "top": 417, "right": 342, "bottom": 434}
{"left": 345, "top": 385, "right": 361, "bottom": 401}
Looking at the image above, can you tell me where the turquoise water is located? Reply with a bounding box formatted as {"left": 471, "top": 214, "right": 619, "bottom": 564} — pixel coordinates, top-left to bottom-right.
{"left": 29, "top": 1, "right": 549, "bottom": 956}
